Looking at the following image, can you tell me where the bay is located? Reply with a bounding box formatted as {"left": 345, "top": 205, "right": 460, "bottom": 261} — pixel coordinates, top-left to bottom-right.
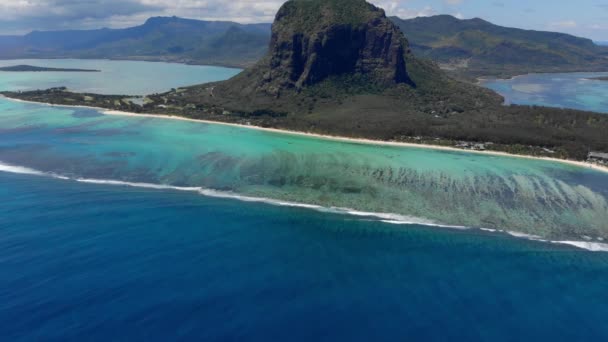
{"left": 481, "top": 72, "right": 608, "bottom": 113}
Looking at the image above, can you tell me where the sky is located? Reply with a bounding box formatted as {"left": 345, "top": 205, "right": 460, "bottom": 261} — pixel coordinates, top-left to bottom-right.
{"left": 0, "top": 0, "right": 607, "bottom": 41}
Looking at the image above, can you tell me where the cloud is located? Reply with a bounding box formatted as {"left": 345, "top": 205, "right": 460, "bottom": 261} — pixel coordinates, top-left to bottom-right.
{"left": 0, "top": 0, "right": 451, "bottom": 34}
{"left": 373, "top": 1, "right": 438, "bottom": 18}
{"left": 0, "top": 0, "right": 161, "bottom": 33}
{"left": 547, "top": 20, "right": 578, "bottom": 29}
{"left": 0, "top": 0, "right": 159, "bottom": 21}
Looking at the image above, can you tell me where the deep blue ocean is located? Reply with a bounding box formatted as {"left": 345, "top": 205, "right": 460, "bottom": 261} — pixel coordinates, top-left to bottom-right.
{"left": 2, "top": 60, "right": 608, "bottom": 341}
{"left": 3, "top": 172, "right": 608, "bottom": 341}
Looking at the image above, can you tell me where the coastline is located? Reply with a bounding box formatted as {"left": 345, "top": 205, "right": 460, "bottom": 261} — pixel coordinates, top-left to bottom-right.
{"left": 4, "top": 95, "right": 608, "bottom": 174}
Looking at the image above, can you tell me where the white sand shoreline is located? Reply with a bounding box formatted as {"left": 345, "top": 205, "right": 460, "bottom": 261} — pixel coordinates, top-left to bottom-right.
{"left": 3, "top": 95, "right": 608, "bottom": 174}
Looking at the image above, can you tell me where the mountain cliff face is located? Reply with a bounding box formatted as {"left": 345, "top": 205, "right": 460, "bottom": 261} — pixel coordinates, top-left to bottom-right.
{"left": 265, "top": 0, "right": 412, "bottom": 91}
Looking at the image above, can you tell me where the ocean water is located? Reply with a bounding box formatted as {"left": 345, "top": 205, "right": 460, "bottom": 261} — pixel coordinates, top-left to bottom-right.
{"left": 2, "top": 172, "right": 608, "bottom": 341}
{"left": 2, "top": 60, "right": 608, "bottom": 340}
{"left": 481, "top": 72, "right": 608, "bottom": 113}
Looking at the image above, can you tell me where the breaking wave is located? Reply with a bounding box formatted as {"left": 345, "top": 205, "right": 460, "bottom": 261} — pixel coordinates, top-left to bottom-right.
{"left": 2, "top": 160, "right": 607, "bottom": 252}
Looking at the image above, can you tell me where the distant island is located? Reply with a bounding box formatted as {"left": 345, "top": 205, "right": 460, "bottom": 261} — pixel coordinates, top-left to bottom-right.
{"left": 0, "top": 65, "right": 100, "bottom": 72}
{"left": 4, "top": 0, "right": 608, "bottom": 165}
{"left": 588, "top": 76, "right": 608, "bottom": 81}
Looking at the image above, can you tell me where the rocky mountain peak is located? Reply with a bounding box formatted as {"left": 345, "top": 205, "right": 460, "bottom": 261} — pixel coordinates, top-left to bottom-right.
{"left": 258, "top": 0, "right": 413, "bottom": 93}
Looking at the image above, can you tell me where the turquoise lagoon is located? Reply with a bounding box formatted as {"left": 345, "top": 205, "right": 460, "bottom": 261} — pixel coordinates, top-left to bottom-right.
{"left": 481, "top": 72, "right": 608, "bottom": 113}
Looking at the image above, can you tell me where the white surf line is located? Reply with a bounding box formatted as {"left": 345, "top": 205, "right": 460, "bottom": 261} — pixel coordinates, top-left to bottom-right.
{"left": 76, "top": 178, "right": 448, "bottom": 227}
{"left": 0, "top": 161, "right": 46, "bottom": 176}
{"left": 551, "top": 241, "right": 608, "bottom": 252}
{"left": 2, "top": 95, "right": 607, "bottom": 175}
{"left": 2, "top": 159, "right": 607, "bottom": 252}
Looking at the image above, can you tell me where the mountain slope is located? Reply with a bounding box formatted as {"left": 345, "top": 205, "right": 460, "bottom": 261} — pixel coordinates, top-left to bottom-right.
{"left": 391, "top": 15, "right": 608, "bottom": 77}
{"left": 166, "top": 0, "right": 498, "bottom": 115}
{"left": 0, "top": 17, "right": 271, "bottom": 67}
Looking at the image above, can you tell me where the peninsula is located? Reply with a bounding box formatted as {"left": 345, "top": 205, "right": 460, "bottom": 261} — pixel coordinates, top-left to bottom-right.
{"left": 0, "top": 65, "right": 100, "bottom": 72}
{"left": 589, "top": 76, "right": 608, "bottom": 81}
{"left": 3, "top": 0, "right": 608, "bottom": 163}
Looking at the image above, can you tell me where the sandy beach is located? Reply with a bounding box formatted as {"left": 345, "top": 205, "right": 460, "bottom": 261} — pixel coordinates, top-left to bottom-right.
{"left": 4, "top": 95, "right": 608, "bottom": 174}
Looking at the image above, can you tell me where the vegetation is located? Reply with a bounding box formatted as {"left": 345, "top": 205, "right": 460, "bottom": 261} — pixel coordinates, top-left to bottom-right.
{"left": 1, "top": 88, "right": 142, "bottom": 112}
{"left": 276, "top": 0, "right": 379, "bottom": 31}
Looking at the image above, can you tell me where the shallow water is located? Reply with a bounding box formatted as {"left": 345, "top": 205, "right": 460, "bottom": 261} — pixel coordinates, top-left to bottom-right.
{"left": 481, "top": 72, "right": 608, "bottom": 113}
{"left": 2, "top": 59, "right": 608, "bottom": 340}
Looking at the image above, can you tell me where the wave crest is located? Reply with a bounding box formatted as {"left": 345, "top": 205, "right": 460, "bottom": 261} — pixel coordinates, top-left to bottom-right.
{"left": 1, "top": 160, "right": 606, "bottom": 252}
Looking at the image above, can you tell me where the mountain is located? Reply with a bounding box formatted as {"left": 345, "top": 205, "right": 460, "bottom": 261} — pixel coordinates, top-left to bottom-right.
{"left": 596, "top": 41, "right": 608, "bottom": 46}
{"left": 0, "top": 17, "right": 271, "bottom": 67}
{"left": 161, "top": 0, "right": 497, "bottom": 115}
{"left": 391, "top": 15, "right": 608, "bottom": 77}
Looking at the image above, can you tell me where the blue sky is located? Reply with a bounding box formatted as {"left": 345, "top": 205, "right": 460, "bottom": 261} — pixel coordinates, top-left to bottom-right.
{"left": 0, "top": 0, "right": 607, "bottom": 41}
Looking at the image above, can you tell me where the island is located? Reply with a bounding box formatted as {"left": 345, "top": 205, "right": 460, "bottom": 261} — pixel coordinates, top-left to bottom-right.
{"left": 0, "top": 65, "right": 100, "bottom": 72}
{"left": 2, "top": 0, "right": 607, "bottom": 165}
{"left": 588, "top": 76, "right": 608, "bottom": 81}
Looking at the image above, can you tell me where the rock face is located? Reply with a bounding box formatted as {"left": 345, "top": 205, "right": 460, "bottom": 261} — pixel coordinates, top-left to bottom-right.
{"left": 258, "top": 0, "right": 413, "bottom": 93}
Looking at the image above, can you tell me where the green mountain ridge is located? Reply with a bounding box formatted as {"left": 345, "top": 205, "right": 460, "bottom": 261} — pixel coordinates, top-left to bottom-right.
{"left": 0, "top": 17, "right": 271, "bottom": 67}
{"left": 391, "top": 15, "right": 608, "bottom": 77}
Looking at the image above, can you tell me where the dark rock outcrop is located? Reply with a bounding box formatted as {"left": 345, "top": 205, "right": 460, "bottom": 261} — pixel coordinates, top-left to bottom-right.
{"left": 263, "top": 0, "right": 413, "bottom": 91}
{"left": 224, "top": 0, "right": 415, "bottom": 97}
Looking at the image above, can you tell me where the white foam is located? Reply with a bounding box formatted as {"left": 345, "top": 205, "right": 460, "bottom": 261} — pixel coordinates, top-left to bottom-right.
{"left": 2, "top": 160, "right": 608, "bottom": 252}
{"left": 76, "top": 178, "right": 201, "bottom": 192}
{"left": 0, "top": 161, "right": 46, "bottom": 176}
{"left": 506, "top": 231, "right": 544, "bottom": 241}
{"left": 381, "top": 219, "right": 470, "bottom": 230}
{"left": 552, "top": 241, "right": 608, "bottom": 252}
